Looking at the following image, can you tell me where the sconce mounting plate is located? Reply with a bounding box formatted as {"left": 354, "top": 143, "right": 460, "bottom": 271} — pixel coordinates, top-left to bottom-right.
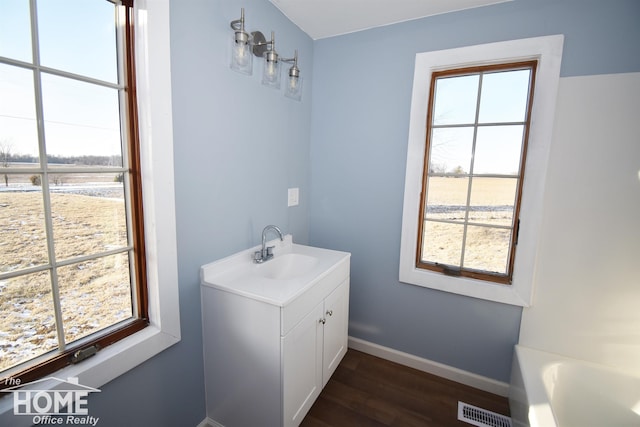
{"left": 251, "top": 31, "right": 269, "bottom": 57}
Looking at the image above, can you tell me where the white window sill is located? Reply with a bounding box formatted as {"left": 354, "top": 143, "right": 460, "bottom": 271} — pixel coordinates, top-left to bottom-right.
{"left": 399, "top": 265, "right": 530, "bottom": 306}
{"left": 0, "top": 1, "right": 179, "bottom": 424}
{"left": 0, "top": 327, "right": 180, "bottom": 427}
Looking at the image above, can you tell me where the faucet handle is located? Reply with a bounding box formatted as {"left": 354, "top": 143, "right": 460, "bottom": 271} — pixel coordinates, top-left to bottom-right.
{"left": 266, "top": 246, "right": 275, "bottom": 257}
{"left": 253, "top": 250, "right": 263, "bottom": 262}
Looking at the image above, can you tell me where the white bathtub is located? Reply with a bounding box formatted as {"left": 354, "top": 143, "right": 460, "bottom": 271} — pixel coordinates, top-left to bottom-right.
{"left": 509, "top": 345, "right": 640, "bottom": 427}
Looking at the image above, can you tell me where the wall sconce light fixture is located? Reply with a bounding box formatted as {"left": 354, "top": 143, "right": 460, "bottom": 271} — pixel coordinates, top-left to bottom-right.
{"left": 229, "top": 8, "right": 302, "bottom": 101}
{"left": 229, "top": 8, "right": 252, "bottom": 75}
{"left": 283, "top": 50, "right": 302, "bottom": 101}
{"left": 261, "top": 31, "right": 281, "bottom": 89}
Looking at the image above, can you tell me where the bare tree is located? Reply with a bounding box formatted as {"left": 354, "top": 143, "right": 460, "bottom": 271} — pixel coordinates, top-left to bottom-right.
{"left": 429, "top": 162, "right": 447, "bottom": 174}
{"left": 452, "top": 165, "right": 467, "bottom": 175}
{"left": 0, "top": 141, "right": 12, "bottom": 187}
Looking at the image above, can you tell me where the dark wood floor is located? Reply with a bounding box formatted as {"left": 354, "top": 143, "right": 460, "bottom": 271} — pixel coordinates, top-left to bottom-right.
{"left": 301, "top": 349, "right": 510, "bottom": 427}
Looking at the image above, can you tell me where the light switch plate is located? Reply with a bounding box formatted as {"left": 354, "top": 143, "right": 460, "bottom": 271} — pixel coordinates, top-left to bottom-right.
{"left": 288, "top": 188, "right": 299, "bottom": 207}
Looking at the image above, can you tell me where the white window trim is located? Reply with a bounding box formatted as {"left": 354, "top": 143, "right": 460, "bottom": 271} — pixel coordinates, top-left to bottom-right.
{"left": 0, "top": 1, "right": 179, "bottom": 424}
{"left": 399, "top": 35, "right": 564, "bottom": 307}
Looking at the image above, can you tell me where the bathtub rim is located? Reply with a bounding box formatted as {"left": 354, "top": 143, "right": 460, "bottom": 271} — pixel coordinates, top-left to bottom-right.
{"left": 510, "top": 345, "right": 558, "bottom": 427}
{"left": 510, "top": 344, "right": 640, "bottom": 427}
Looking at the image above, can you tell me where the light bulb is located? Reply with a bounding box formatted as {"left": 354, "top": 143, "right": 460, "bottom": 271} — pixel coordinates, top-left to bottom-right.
{"left": 234, "top": 43, "right": 249, "bottom": 66}
{"left": 285, "top": 75, "right": 302, "bottom": 101}
{"left": 266, "top": 61, "right": 277, "bottom": 80}
{"left": 289, "top": 75, "right": 299, "bottom": 91}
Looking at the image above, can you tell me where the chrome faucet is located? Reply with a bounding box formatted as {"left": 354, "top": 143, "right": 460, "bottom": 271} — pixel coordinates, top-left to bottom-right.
{"left": 254, "top": 225, "right": 284, "bottom": 263}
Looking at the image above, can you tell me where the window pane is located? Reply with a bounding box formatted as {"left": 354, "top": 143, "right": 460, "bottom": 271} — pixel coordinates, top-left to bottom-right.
{"left": 0, "top": 271, "right": 58, "bottom": 371}
{"left": 425, "top": 177, "right": 469, "bottom": 223}
{"left": 432, "top": 75, "right": 479, "bottom": 125}
{"left": 429, "top": 127, "right": 474, "bottom": 175}
{"left": 41, "top": 73, "right": 123, "bottom": 164}
{"left": 420, "top": 221, "right": 463, "bottom": 267}
{"left": 58, "top": 253, "right": 132, "bottom": 344}
{"left": 50, "top": 175, "right": 127, "bottom": 261}
{"left": 0, "top": 0, "right": 32, "bottom": 62}
{"left": 469, "top": 177, "right": 517, "bottom": 226}
{"left": 473, "top": 125, "right": 524, "bottom": 175}
{"left": 37, "top": 0, "right": 118, "bottom": 83}
{"left": 478, "top": 69, "right": 531, "bottom": 123}
{"left": 463, "top": 225, "right": 511, "bottom": 274}
{"left": 0, "top": 179, "right": 49, "bottom": 273}
{"left": 0, "top": 64, "right": 40, "bottom": 162}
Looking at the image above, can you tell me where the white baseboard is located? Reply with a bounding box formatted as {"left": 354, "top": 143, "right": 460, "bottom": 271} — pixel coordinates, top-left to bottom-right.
{"left": 348, "top": 336, "right": 509, "bottom": 397}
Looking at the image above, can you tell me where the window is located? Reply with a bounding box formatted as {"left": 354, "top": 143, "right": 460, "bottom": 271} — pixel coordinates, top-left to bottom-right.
{"left": 0, "top": 0, "right": 147, "bottom": 385}
{"left": 417, "top": 62, "right": 537, "bottom": 284}
{"left": 0, "top": 4, "right": 178, "bottom": 422}
{"left": 399, "top": 36, "right": 564, "bottom": 306}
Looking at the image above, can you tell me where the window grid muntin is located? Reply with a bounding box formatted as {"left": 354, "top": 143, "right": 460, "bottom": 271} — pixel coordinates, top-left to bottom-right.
{"left": 458, "top": 70, "right": 484, "bottom": 269}
{"left": 417, "top": 61, "right": 536, "bottom": 283}
{"left": 0, "top": 0, "right": 141, "bottom": 374}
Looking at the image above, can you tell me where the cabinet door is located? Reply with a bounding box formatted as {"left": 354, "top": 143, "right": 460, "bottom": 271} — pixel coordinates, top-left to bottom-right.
{"left": 282, "top": 302, "right": 323, "bottom": 427}
{"left": 322, "top": 279, "right": 349, "bottom": 387}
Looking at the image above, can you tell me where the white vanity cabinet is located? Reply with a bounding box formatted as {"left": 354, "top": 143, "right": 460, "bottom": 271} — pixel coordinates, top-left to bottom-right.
{"left": 282, "top": 279, "right": 349, "bottom": 426}
{"left": 200, "top": 237, "right": 350, "bottom": 427}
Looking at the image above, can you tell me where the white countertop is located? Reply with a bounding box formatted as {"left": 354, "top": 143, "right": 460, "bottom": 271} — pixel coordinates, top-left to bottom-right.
{"left": 200, "top": 235, "right": 350, "bottom": 307}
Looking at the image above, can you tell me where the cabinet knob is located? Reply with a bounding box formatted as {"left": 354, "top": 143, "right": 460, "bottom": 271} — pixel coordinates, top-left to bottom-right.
{"left": 319, "top": 318, "right": 326, "bottom": 325}
{"left": 326, "top": 310, "right": 333, "bottom": 317}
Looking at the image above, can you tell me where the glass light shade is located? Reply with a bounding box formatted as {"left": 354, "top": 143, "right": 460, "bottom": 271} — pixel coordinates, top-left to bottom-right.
{"left": 285, "top": 74, "right": 303, "bottom": 101}
{"left": 262, "top": 51, "right": 281, "bottom": 89}
{"left": 230, "top": 31, "right": 252, "bottom": 75}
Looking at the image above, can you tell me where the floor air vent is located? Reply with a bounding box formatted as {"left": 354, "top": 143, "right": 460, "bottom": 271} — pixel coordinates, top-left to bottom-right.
{"left": 458, "top": 401, "right": 512, "bottom": 427}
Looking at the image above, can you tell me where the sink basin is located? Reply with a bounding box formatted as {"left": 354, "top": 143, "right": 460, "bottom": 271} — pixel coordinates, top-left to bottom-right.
{"left": 200, "top": 235, "right": 350, "bottom": 306}
{"left": 254, "top": 253, "right": 319, "bottom": 280}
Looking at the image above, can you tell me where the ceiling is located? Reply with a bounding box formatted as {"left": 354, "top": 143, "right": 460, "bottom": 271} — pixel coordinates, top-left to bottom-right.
{"left": 269, "top": 0, "right": 510, "bottom": 40}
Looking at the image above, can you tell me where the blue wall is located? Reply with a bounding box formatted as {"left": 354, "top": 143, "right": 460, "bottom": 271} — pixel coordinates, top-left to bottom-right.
{"left": 308, "top": 0, "right": 640, "bottom": 382}
{"left": 85, "top": 0, "right": 313, "bottom": 425}
{"left": 78, "top": 0, "right": 640, "bottom": 425}
{"left": 170, "top": 0, "right": 314, "bottom": 260}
